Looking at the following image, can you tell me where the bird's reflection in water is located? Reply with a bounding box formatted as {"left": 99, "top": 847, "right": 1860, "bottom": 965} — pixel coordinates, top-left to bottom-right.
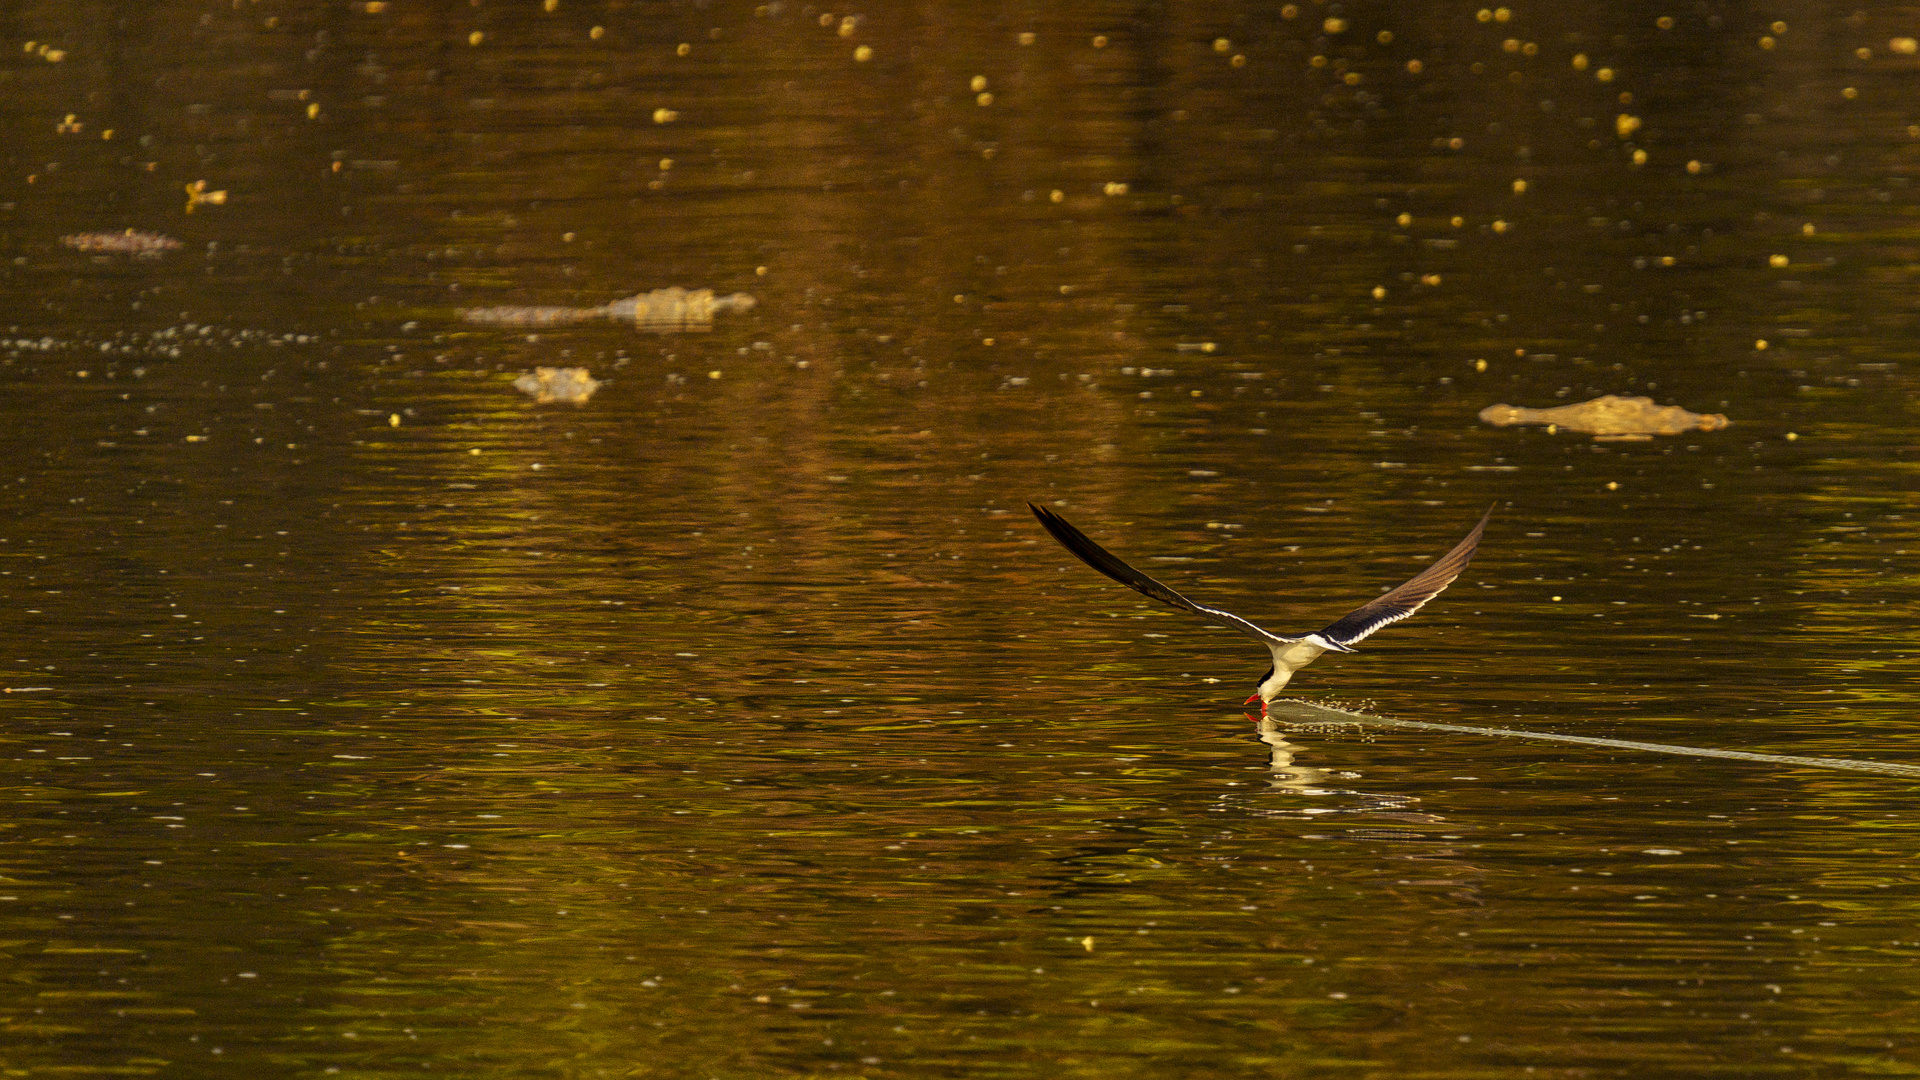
{"left": 1232, "top": 712, "right": 1445, "bottom": 827}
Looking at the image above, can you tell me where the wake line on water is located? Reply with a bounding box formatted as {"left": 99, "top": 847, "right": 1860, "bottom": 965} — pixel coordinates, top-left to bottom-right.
{"left": 1278, "top": 702, "right": 1920, "bottom": 780}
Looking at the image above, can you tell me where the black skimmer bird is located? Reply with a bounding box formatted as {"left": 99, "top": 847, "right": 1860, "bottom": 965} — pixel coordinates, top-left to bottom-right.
{"left": 1028, "top": 502, "right": 1493, "bottom": 716}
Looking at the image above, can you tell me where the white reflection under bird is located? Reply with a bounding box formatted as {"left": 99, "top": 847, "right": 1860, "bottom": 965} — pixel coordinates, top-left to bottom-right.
{"left": 1029, "top": 502, "right": 1493, "bottom": 717}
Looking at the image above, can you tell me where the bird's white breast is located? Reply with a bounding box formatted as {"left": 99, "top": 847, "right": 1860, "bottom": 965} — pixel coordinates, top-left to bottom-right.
{"left": 1272, "top": 638, "right": 1331, "bottom": 672}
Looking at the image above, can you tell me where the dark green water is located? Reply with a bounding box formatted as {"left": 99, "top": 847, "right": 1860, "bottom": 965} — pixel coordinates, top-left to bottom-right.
{"left": 3, "top": 1, "right": 1918, "bottom": 1076}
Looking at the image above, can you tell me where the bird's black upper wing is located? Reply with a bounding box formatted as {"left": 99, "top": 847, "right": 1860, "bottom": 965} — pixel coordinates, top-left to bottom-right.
{"left": 1314, "top": 505, "right": 1493, "bottom": 648}
{"left": 1029, "top": 502, "right": 1291, "bottom": 647}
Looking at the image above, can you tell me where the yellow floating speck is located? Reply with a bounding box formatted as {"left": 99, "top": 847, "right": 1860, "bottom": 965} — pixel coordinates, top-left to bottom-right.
{"left": 1214, "top": 38, "right": 1231, "bottom": 53}
{"left": 1396, "top": 212, "right": 1412, "bottom": 226}
{"left": 388, "top": 414, "right": 401, "bottom": 427}
{"left": 1450, "top": 215, "right": 1464, "bottom": 227}
{"left": 1422, "top": 273, "right": 1441, "bottom": 286}
{"left": 306, "top": 102, "right": 320, "bottom": 119}
{"left": 1231, "top": 53, "right": 1246, "bottom": 67}
{"left": 1892, "top": 37, "right": 1919, "bottom": 55}
{"left": 1018, "top": 32, "right": 1035, "bottom": 45}
{"left": 1768, "top": 254, "right": 1788, "bottom": 267}
{"left": 1049, "top": 189, "right": 1064, "bottom": 203}
{"left": 1477, "top": 9, "right": 1493, "bottom": 21}
{"left": 1631, "top": 149, "right": 1647, "bottom": 165}
{"left": 1323, "top": 17, "right": 1346, "bottom": 33}
{"left": 1596, "top": 67, "right": 1614, "bottom": 81}
{"left": 1494, "top": 8, "right": 1511, "bottom": 22}
{"left": 1842, "top": 86, "right": 1858, "bottom": 99}
{"left": 590, "top": 26, "right": 604, "bottom": 39}
{"left": 1474, "top": 358, "right": 1487, "bottom": 372}
{"left": 1572, "top": 53, "right": 1588, "bottom": 70}
{"left": 676, "top": 43, "right": 691, "bottom": 55}
{"left": 1755, "top": 339, "right": 1769, "bottom": 350}
{"left": 1081, "top": 936, "right": 1095, "bottom": 952}
{"left": 1092, "top": 35, "right": 1108, "bottom": 48}
{"left": 1784, "top": 431, "right": 1798, "bottom": 441}
{"left": 1281, "top": 4, "right": 1298, "bottom": 18}
{"left": 1512, "top": 179, "right": 1527, "bottom": 193}
{"left": 853, "top": 44, "right": 872, "bottom": 61}
{"left": 1801, "top": 223, "right": 1814, "bottom": 235}
{"left": 652, "top": 107, "right": 679, "bottom": 123}
{"left": 468, "top": 30, "right": 484, "bottom": 46}
{"left": 838, "top": 16, "right": 857, "bottom": 37}
{"left": 1758, "top": 36, "right": 1774, "bottom": 49}
{"left": 1656, "top": 16, "right": 1673, "bottom": 29}
{"left": 1686, "top": 160, "right": 1703, "bottom": 174}
{"left": 1407, "top": 59, "right": 1424, "bottom": 73}
{"left": 1372, "top": 285, "right": 1387, "bottom": 299}
{"left": 1503, "top": 38, "right": 1520, "bottom": 52}
{"left": 755, "top": 265, "right": 768, "bottom": 276}
{"left": 1616, "top": 114, "right": 1641, "bottom": 137}
{"left": 544, "top": 0, "right": 559, "bottom": 10}
{"left": 1856, "top": 47, "right": 1872, "bottom": 59}
{"left": 1771, "top": 21, "right": 1787, "bottom": 34}
{"left": 1660, "top": 255, "right": 1675, "bottom": 266}
{"left": 1377, "top": 30, "right": 1394, "bottom": 44}
{"left": 1492, "top": 219, "right": 1509, "bottom": 233}
{"left": 1343, "top": 71, "right": 1361, "bottom": 84}
{"left": 976, "top": 91, "right": 993, "bottom": 106}
{"left": 970, "top": 75, "right": 988, "bottom": 91}
{"left": 1606, "top": 481, "right": 1619, "bottom": 491}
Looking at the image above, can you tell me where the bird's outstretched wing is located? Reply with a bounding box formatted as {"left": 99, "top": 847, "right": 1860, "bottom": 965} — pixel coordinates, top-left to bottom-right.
{"left": 1029, "top": 502, "right": 1292, "bottom": 647}
{"left": 1314, "top": 505, "right": 1493, "bottom": 648}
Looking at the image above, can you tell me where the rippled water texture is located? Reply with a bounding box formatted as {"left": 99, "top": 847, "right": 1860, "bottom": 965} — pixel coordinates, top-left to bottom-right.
{"left": 3, "top": 2, "right": 1918, "bottom": 1077}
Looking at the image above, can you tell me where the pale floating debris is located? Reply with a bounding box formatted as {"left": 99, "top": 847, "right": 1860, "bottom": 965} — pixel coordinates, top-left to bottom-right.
{"left": 62, "top": 229, "right": 182, "bottom": 256}
{"left": 465, "top": 287, "right": 754, "bottom": 333}
{"left": 1479, "top": 394, "right": 1731, "bottom": 438}
{"left": 513, "top": 366, "right": 602, "bottom": 405}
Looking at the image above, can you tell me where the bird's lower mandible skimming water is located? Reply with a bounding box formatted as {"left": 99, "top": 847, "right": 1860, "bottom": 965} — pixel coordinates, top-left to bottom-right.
{"left": 1029, "top": 502, "right": 1493, "bottom": 717}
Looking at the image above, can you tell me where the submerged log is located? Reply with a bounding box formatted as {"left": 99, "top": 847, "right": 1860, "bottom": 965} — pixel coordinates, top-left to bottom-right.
{"left": 1478, "top": 394, "right": 1730, "bottom": 439}
{"left": 462, "top": 287, "right": 756, "bottom": 331}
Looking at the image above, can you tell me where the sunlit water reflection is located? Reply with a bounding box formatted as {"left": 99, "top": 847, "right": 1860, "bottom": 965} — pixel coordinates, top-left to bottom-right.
{"left": 3, "top": 1, "right": 1918, "bottom": 1076}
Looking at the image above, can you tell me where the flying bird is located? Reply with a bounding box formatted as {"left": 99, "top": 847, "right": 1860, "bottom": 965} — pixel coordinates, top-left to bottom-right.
{"left": 1028, "top": 502, "right": 1493, "bottom": 716}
